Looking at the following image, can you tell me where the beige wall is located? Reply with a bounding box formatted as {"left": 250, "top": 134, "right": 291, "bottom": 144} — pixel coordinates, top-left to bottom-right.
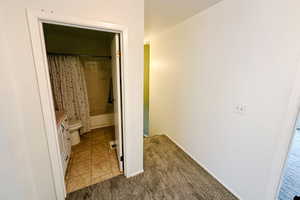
{"left": 144, "top": 44, "right": 150, "bottom": 135}
{"left": 0, "top": 0, "right": 144, "bottom": 199}
{"left": 82, "top": 57, "right": 113, "bottom": 115}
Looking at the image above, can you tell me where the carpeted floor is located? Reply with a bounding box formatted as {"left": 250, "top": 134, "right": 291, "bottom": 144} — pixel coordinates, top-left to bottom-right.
{"left": 67, "top": 135, "right": 238, "bottom": 200}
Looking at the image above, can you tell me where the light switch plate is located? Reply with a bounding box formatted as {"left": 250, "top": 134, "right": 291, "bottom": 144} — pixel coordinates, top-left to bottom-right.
{"left": 235, "top": 104, "right": 246, "bottom": 115}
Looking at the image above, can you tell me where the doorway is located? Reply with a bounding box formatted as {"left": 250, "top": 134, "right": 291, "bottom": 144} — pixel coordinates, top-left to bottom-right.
{"left": 27, "top": 11, "right": 130, "bottom": 199}
{"left": 42, "top": 23, "right": 124, "bottom": 193}
{"left": 278, "top": 112, "right": 300, "bottom": 200}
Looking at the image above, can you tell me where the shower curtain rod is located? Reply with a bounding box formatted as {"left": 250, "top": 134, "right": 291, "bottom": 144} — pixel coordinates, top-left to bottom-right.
{"left": 47, "top": 52, "right": 112, "bottom": 59}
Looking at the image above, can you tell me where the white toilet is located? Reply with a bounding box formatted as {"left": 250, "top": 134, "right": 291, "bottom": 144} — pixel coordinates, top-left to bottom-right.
{"left": 69, "top": 120, "right": 82, "bottom": 146}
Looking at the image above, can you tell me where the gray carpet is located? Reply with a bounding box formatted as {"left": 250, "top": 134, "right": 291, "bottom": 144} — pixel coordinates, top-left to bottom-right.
{"left": 67, "top": 135, "right": 238, "bottom": 200}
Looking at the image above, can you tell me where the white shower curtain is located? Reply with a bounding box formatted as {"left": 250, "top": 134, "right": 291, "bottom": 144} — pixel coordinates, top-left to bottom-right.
{"left": 48, "top": 55, "right": 91, "bottom": 133}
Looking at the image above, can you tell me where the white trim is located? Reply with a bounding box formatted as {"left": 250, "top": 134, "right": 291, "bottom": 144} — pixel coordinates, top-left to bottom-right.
{"left": 125, "top": 170, "right": 144, "bottom": 178}
{"left": 26, "top": 9, "right": 129, "bottom": 200}
{"left": 164, "top": 134, "right": 241, "bottom": 200}
{"left": 119, "top": 26, "right": 130, "bottom": 176}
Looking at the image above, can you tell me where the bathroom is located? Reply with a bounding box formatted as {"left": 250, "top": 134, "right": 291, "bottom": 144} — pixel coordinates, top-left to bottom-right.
{"left": 43, "top": 23, "right": 123, "bottom": 193}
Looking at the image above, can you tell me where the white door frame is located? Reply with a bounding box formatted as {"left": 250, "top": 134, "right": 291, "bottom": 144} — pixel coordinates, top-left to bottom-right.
{"left": 26, "top": 9, "right": 128, "bottom": 200}
{"left": 111, "top": 34, "right": 124, "bottom": 171}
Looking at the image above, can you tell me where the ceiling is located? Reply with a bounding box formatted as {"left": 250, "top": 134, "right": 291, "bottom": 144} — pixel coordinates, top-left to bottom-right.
{"left": 43, "top": 23, "right": 114, "bottom": 41}
{"left": 43, "top": 23, "right": 114, "bottom": 56}
{"left": 144, "top": 0, "right": 223, "bottom": 40}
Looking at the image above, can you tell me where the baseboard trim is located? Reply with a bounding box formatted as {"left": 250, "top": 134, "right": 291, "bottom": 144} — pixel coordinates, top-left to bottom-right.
{"left": 125, "top": 170, "right": 144, "bottom": 178}
{"left": 165, "top": 134, "right": 241, "bottom": 200}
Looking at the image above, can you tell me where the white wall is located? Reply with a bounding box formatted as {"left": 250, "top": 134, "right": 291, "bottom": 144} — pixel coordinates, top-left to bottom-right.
{"left": 150, "top": 0, "right": 300, "bottom": 199}
{"left": 0, "top": 0, "right": 144, "bottom": 199}
{"left": 0, "top": 14, "right": 37, "bottom": 199}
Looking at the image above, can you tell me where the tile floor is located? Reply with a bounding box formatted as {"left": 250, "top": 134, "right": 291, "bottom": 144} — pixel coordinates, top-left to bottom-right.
{"left": 67, "top": 135, "right": 238, "bottom": 200}
{"left": 65, "top": 126, "right": 122, "bottom": 193}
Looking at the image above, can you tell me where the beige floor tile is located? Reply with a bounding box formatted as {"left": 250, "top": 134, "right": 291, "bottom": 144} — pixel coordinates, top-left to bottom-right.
{"left": 91, "top": 130, "right": 106, "bottom": 137}
{"left": 79, "top": 139, "right": 91, "bottom": 147}
{"left": 108, "top": 152, "right": 118, "bottom": 161}
{"left": 66, "top": 126, "right": 122, "bottom": 193}
{"left": 91, "top": 133, "right": 106, "bottom": 139}
{"left": 110, "top": 154, "right": 121, "bottom": 175}
{"left": 72, "top": 150, "right": 91, "bottom": 164}
{"left": 92, "top": 145, "right": 108, "bottom": 154}
{"left": 72, "top": 144, "right": 91, "bottom": 153}
{"left": 91, "top": 161, "right": 112, "bottom": 178}
{"left": 65, "top": 161, "right": 73, "bottom": 180}
{"left": 92, "top": 152, "right": 109, "bottom": 162}
{"left": 67, "top": 174, "right": 91, "bottom": 193}
{"left": 111, "top": 170, "right": 122, "bottom": 177}
{"left": 108, "top": 149, "right": 117, "bottom": 157}
{"left": 105, "top": 132, "right": 115, "bottom": 141}
{"left": 91, "top": 137, "right": 107, "bottom": 145}
{"left": 69, "top": 161, "right": 91, "bottom": 177}
{"left": 110, "top": 158, "right": 119, "bottom": 167}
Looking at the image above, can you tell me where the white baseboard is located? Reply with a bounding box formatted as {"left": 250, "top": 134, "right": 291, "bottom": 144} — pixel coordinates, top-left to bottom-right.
{"left": 90, "top": 113, "right": 114, "bottom": 129}
{"left": 125, "top": 170, "right": 144, "bottom": 178}
{"left": 164, "top": 134, "right": 241, "bottom": 200}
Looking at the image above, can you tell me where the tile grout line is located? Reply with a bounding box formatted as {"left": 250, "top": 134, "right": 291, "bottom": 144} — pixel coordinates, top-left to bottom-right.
{"left": 66, "top": 127, "right": 122, "bottom": 193}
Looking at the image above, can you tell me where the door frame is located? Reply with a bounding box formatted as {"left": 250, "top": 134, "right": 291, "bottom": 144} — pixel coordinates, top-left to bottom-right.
{"left": 111, "top": 34, "right": 124, "bottom": 171}
{"left": 26, "top": 9, "right": 128, "bottom": 200}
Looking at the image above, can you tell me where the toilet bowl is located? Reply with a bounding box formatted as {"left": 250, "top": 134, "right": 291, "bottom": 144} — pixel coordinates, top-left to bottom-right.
{"left": 69, "top": 120, "right": 82, "bottom": 146}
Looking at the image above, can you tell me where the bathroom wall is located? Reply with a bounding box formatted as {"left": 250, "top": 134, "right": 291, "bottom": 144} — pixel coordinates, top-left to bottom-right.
{"left": 82, "top": 57, "right": 113, "bottom": 115}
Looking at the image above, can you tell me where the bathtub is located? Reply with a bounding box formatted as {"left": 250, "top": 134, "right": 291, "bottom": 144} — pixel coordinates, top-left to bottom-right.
{"left": 90, "top": 113, "right": 114, "bottom": 129}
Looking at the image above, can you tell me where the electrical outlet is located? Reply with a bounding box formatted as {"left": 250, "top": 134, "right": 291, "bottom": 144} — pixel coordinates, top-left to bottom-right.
{"left": 235, "top": 104, "right": 246, "bottom": 115}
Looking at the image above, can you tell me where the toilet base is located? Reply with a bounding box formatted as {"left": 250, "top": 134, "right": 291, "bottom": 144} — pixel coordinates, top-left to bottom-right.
{"left": 70, "top": 130, "right": 80, "bottom": 146}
